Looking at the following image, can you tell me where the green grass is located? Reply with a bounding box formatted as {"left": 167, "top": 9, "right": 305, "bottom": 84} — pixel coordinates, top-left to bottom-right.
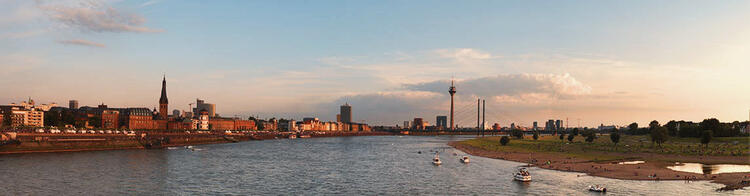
{"left": 458, "top": 134, "right": 750, "bottom": 159}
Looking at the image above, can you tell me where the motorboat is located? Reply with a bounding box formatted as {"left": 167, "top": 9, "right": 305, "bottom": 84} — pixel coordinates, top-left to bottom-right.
{"left": 185, "top": 146, "right": 194, "bottom": 149}
{"left": 288, "top": 134, "right": 297, "bottom": 139}
{"left": 432, "top": 152, "right": 442, "bottom": 166}
{"left": 460, "top": 156, "right": 470, "bottom": 163}
{"left": 513, "top": 168, "right": 532, "bottom": 182}
{"left": 588, "top": 185, "right": 607, "bottom": 193}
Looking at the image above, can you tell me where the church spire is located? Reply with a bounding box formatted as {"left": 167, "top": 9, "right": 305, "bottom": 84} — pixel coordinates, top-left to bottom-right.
{"left": 159, "top": 75, "right": 168, "bottom": 104}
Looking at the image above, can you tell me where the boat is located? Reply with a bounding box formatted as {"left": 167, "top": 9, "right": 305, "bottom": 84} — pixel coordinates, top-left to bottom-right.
{"left": 288, "top": 135, "right": 297, "bottom": 139}
{"left": 432, "top": 152, "right": 442, "bottom": 166}
{"left": 185, "top": 146, "right": 194, "bottom": 149}
{"left": 588, "top": 185, "right": 607, "bottom": 193}
{"left": 460, "top": 156, "right": 470, "bottom": 163}
{"left": 513, "top": 168, "right": 532, "bottom": 182}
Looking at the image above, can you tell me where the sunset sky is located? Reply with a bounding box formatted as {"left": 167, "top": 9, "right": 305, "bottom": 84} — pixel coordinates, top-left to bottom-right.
{"left": 1, "top": 0, "right": 749, "bottom": 127}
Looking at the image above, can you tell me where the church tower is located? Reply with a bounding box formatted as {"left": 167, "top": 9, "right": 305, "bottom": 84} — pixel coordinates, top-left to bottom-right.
{"left": 159, "top": 76, "right": 168, "bottom": 119}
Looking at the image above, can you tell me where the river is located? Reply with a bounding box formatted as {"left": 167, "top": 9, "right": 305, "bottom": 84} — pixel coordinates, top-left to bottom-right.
{"left": 0, "top": 136, "right": 746, "bottom": 195}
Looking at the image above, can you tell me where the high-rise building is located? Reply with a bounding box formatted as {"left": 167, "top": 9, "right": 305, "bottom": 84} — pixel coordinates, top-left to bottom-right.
{"left": 436, "top": 116, "right": 447, "bottom": 130}
{"left": 158, "top": 76, "right": 169, "bottom": 119}
{"left": 403, "top": 121, "right": 410, "bottom": 129}
{"left": 448, "top": 79, "right": 456, "bottom": 130}
{"left": 340, "top": 103, "right": 352, "bottom": 123}
{"left": 533, "top": 121, "right": 538, "bottom": 131}
{"left": 194, "top": 99, "right": 216, "bottom": 117}
{"left": 69, "top": 100, "right": 78, "bottom": 109}
{"left": 546, "top": 119, "right": 555, "bottom": 131}
{"left": 555, "top": 120, "right": 562, "bottom": 131}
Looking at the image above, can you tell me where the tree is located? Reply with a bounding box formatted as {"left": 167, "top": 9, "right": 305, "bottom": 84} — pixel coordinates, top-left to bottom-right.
{"left": 559, "top": 132, "right": 566, "bottom": 142}
{"left": 585, "top": 134, "right": 596, "bottom": 143}
{"left": 628, "top": 122, "right": 638, "bottom": 133}
{"left": 665, "top": 120, "right": 678, "bottom": 136}
{"left": 511, "top": 129, "right": 524, "bottom": 139}
{"left": 700, "top": 130, "right": 712, "bottom": 148}
{"left": 700, "top": 118, "right": 720, "bottom": 136}
{"left": 572, "top": 128, "right": 580, "bottom": 136}
{"left": 610, "top": 132, "right": 621, "bottom": 149}
{"left": 567, "top": 134, "right": 575, "bottom": 142}
{"left": 500, "top": 136, "right": 510, "bottom": 146}
{"left": 532, "top": 131, "right": 539, "bottom": 140}
{"left": 649, "top": 120, "right": 660, "bottom": 130}
{"left": 650, "top": 126, "right": 669, "bottom": 147}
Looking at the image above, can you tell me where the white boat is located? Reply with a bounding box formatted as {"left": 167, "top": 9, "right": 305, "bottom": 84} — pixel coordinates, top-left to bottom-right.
{"left": 513, "top": 168, "right": 532, "bottom": 182}
{"left": 185, "top": 146, "right": 194, "bottom": 149}
{"left": 288, "top": 135, "right": 297, "bottom": 139}
{"left": 460, "top": 156, "right": 470, "bottom": 163}
{"left": 432, "top": 152, "right": 442, "bottom": 166}
{"left": 588, "top": 185, "right": 607, "bottom": 193}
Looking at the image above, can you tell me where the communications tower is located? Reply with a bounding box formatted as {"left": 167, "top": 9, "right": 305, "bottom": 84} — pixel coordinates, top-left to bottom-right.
{"left": 449, "top": 79, "right": 456, "bottom": 130}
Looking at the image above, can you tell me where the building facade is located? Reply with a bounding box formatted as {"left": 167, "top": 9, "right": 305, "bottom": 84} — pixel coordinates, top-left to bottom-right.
{"left": 69, "top": 100, "right": 78, "bottom": 109}
{"left": 436, "top": 116, "right": 447, "bottom": 130}
{"left": 101, "top": 110, "right": 119, "bottom": 129}
{"left": 195, "top": 99, "right": 216, "bottom": 117}
{"left": 340, "top": 103, "right": 352, "bottom": 123}
{"left": 413, "top": 118, "right": 424, "bottom": 130}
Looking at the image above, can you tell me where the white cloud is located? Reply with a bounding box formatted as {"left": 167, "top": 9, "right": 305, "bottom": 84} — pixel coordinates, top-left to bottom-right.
{"left": 40, "top": 1, "right": 163, "bottom": 33}
{"left": 435, "top": 48, "right": 494, "bottom": 62}
{"left": 58, "top": 39, "right": 106, "bottom": 47}
{"left": 140, "top": 0, "right": 162, "bottom": 7}
{"left": 403, "top": 73, "right": 591, "bottom": 98}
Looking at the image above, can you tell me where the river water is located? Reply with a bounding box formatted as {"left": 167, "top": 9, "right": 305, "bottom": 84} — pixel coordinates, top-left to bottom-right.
{"left": 1, "top": 136, "right": 747, "bottom": 195}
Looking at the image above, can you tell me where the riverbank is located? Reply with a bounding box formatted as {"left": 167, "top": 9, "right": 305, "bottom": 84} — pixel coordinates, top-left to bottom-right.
{"left": 449, "top": 136, "right": 750, "bottom": 191}
{"left": 0, "top": 131, "right": 395, "bottom": 154}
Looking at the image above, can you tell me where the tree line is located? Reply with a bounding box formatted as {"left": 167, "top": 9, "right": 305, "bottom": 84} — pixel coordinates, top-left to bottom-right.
{"left": 626, "top": 118, "right": 748, "bottom": 138}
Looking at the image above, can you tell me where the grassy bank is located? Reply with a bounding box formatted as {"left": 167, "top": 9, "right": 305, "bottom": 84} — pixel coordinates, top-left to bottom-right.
{"left": 458, "top": 134, "right": 749, "bottom": 164}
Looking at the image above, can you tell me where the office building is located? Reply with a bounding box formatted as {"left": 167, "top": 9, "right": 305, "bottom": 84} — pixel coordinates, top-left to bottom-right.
{"left": 69, "top": 100, "right": 78, "bottom": 109}
{"left": 194, "top": 99, "right": 216, "bottom": 117}
{"left": 340, "top": 103, "right": 352, "bottom": 123}
{"left": 436, "top": 116, "right": 447, "bottom": 130}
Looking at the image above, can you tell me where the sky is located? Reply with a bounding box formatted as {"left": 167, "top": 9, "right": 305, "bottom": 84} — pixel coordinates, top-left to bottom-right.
{"left": 1, "top": 0, "right": 749, "bottom": 127}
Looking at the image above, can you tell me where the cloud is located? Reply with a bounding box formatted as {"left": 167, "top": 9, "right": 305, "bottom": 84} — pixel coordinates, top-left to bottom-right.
{"left": 140, "top": 0, "right": 162, "bottom": 7}
{"left": 403, "top": 73, "right": 591, "bottom": 98}
{"left": 41, "top": 1, "right": 163, "bottom": 33}
{"left": 435, "top": 48, "right": 495, "bottom": 63}
{"left": 58, "top": 39, "right": 106, "bottom": 47}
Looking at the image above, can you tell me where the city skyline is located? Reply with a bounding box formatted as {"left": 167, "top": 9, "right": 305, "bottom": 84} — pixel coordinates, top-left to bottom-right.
{"left": 2, "top": 1, "right": 749, "bottom": 126}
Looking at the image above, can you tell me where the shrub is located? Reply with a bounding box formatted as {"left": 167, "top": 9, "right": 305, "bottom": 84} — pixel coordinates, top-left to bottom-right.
{"left": 500, "top": 136, "right": 510, "bottom": 146}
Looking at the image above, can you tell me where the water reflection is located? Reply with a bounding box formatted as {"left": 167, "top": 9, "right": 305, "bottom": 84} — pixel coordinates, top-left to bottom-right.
{"left": 618, "top": 161, "right": 645, "bottom": 165}
{"left": 668, "top": 163, "right": 750, "bottom": 174}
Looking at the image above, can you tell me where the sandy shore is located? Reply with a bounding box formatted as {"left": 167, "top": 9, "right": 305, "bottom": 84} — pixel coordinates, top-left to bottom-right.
{"left": 449, "top": 141, "right": 750, "bottom": 191}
